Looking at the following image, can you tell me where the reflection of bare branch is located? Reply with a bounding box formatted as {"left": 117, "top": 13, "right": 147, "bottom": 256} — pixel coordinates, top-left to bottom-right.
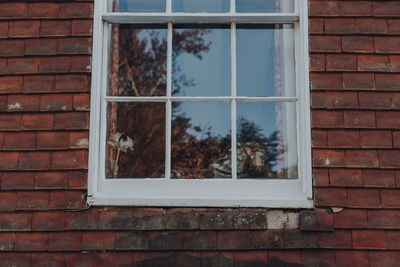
{"left": 149, "top": 76, "right": 164, "bottom": 96}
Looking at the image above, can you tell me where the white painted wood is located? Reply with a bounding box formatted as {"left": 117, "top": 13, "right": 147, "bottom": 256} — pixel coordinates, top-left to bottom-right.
{"left": 104, "top": 96, "right": 298, "bottom": 102}
{"left": 231, "top": 22, "right": 237, "bottom": 180}
{"left": 166, "top": 21, "right": 172, "bottom": 179}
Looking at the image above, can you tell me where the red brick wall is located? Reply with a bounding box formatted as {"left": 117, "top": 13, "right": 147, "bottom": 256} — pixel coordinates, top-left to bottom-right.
{"left": 0, "top": 0, "right": 399, "bottom": 266}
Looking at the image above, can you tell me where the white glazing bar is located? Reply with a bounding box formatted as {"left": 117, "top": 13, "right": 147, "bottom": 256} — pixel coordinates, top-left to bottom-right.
{"left": 166, "top": 21, "right": 173, "bottom": 180}
{"left": 166, "top": 0, "right": 171, "bottom": 13}
{"left": 105, "top": 96, "right": 298, "bottom": 102}
{"left": 231, "top": 22, "right": 237, "bottom": 180}
{"left": 103, "top": 13, "right": 299, "bottom": 24}
{"left": 230, "top": 0, "right": 235, "bottom": 13}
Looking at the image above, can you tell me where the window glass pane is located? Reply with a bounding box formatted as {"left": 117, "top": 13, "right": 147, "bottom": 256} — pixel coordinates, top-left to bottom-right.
{"left": 237, "top": 102, "right": 297, "bottom": 179}
{"left": 106, "top": 102, "right": 165, "bottom": 178}
{"left": 171, "top": 101, "right": 231, "bottom": 178}
{"left": 173, "top": 0, "right": 229, "bottom": 12}
{"left": 237, "top": 24, "right": 295, "bottom": 97}
{"left": 109, "top": 0, "right": 166, "bottom": 12}
{"left": 236, "top": 0, "right": 294, "bottom": 13}
{"left": 172, "top": 25, "right": 231, "bottom": 97}
{"left": 108, "top": 24, "right": 167, "bottom": 96}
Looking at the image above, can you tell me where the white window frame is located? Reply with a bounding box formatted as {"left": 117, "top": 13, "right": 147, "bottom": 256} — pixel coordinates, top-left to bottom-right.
{"left": 88, "top": 0, "right": 312, "bottom": 208}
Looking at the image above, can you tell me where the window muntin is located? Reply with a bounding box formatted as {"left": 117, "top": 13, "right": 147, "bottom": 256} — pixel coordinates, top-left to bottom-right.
{"left": 90, "top": 0, "right": 311, "bottom": 207}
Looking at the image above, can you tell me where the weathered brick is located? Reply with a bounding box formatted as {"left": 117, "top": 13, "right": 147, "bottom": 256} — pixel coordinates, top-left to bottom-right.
{"left": 73, "top": 93, "right": 90, "bottom": 111}
{"left": 68, "top": 171, "right": 87, "bottom": 189}
{"left": 7, "top": 95, "right": 40, "bottom": 112}
{"left": 360, "top": 130, "right": 392, "bottom": 148}
{"left": 310, "top": 36, "right": 341, "bottom": 53}
{"left": 70, "top": 56, "right": 92, "bottom": 72}
{"left": 32, "top": 253, "right": 66, "bottom": 267}
{"left": 148, "top": 231, "right": 183, "bottom": 250}
{"left": 341, "top": 1, "right": 372, "bottom": 16}
{"left": 115, "top": 231, "right": 149, "bottom": 250}
{"left": 325, "top": 18, "right": 356, "bottom": 34}
{"left": 55, "top": 74, "right": 89, "bottom": 92}
{"left": 166, "top": 208, "right": 200, "bottom": 229}
{"left": 375, "top": 37, "right": 400, "bottom": 54}
{"left": 386, "top": 231, "right": 400, "bottom": 249}
{"left": 268, "top": 251, "right": 301, "bottom": 266}
{"left": 9, "top": 20, "right": 39, "bottom": 38}
{"left": 0, "top": 233, "right": 15, "bottom": 251}
{"left": 335, "top": 251, "right": 369, "bottom": 267}
{"left": 98, "top": 208, "right": 133, "bottom": 230}
{"left": 347, "top": 188, "right": 380, "bottom": 208}
{"left": 69, "top": 131, "right": 89, "bottom": 149}
{"left": 0, "top": 3, "right": 26, "bottom": 18}
{"left": 356, "top": 18, "right": 388, "bottom": 34}
{"left": 0, "top": 76, "right": 23, "bottom": 94}
{"left": 376, "top": 74, "right": 400, "bottom": 90}
{"left": 37, "top": 132, "right": 69, "bottom": 150}
{"left": 345, "top": 150, "right": 379, "bottom": 168}
{"left": 82, "top": 232, "right": 115, "bottom": 250}
{"left": 27, "top": 3, "right": 58, "bottom": 18}
{"left": 32, "top": 211, "right": 65, "bottom": 231}
{"left": 41, "top": 94, "right": 73, "bottom": 111}
{"left": 310, "top": 54, "right": 325, "bottom": 71}
{"left": 234, "top": 251, "right": 268, "bottom": 267}
{"left": 0, "top": 213, "right": 31, "bottom": 231}
{"left": 1, "top": 172, "right": 35, "bottom": 190}
{"left": 344, "top": 111, "right": 376, "bottom": 128}
{"left": 312, "top": 111, "right": 344, "bottom": 128}
{"left": 312, "top": 129, "right": 327, "bottom": 147}
{"left": 7, "top": 58, "right": 39, "bottom": 74}
{"left": 0, "top": 22, "right": 8, "bottom": 39}
{"left": 0, "top": 40, "right": 25, "bottom": 57}
{"left": 217, "top": 231, "right": 252, "bottom": 250}
{"left": 368, "top": 210, "right": 400, "bottom": 229}
{"left": 18, "top": 151, "right": 51, "bottom": 170}
{"left": 52, "top": 150, "right": 87, "bottom": 169}
{"left": 359, "top": 92, "right": 391, "bottom": 109}
{"left": 199, "top": 209, "right": 235, "bottom": 230}
{"left": 318, "top": 230, "right": 352, "bottom": 248}
{"left": 22, "top": 114, "right": 54, "bottom": 130}
{"left": 183, "top": 231, "right": 216, "bottom": 250}
{"left": 39, "top": 57, "right": 71, "bottom": 73}
{"left": 15, "top": 233, "right": 48, "bottom": 251}
{"left": 363, "top": 169, "right": 396, "bottom": 188}
{"left": 313, "top": 168, "right": 329, "bottom": 186}
{"left": 390, "top": 55, "right": 400, "bottom": 72}
{"left": 389, "top": 19, "right": 400, "bottom": 35}
{"left": 49, "top": 191, "right": 84, "bottom": 209}
{"left": 377, "top": 111, "right": 400, "bottom": 128}
{"left": 379, "top": 150, "right": 400, "bottom": 168}
{"left": 358, "top": 55, "right": 389, "bottom": 72}
{"left": 0, "top": 192, "right": 17, "bottom": 211}
{"left": 342, "top": 36, "right": 374, "bottom": 53}
{"left": 26, "top": 39, "right": 58, "bottom": 55}
{"left": 342, "top": 73, "right": 374, "bottom": 89}
{"left": 40, "top": 20, "right": 72, "bottom": 36}
{"left": 284, "top": 230, "right": 318, "bottom": 248}
{"left": 59, "top": 3, "right": 93, "bottom": 18}
{"left": 131, "top": 208, "right": 165, "bottom": 230}
{"left": 330, "top": 169, "right": 362, "bottom": 187}
{"left": 23, "top": 75, "right": 54, "bottom": 93}
{"left": 0, "top": 152, "right": 19, "bottom": 170}
{"left": 35, "top": 171, "right": 69, "bottom": 189}
{"left": 326, "top": 91, "right": 358, "bottom": 108}
{"left": 314, "top": 188, "right": 347, "bottom": 207}
{"left": 381, "top": 189, "right": 400, "bottom": 208}
{"left": 299, "top": 210, "right": 333, "bottom": 231}
{"left": 334, "top": 209, "right": 368, "bottom": 228}
{"left": 313, "top": 149, "right": 345, "bottom": 167}
{"left": 65, "top": 209, "right": 98, "bottom": 230}
{"left": 327, "top": 130, "right": 360, "bottom": 148}
{"left": 353, "top": 230, "right": 386, "bottom": 249}
{"left": 302, "top": 250, "right": 335, "bottom": 266}
{"left": 309, "top": 1, "right": 340, "bottom": 16}
{"left": 16, "top": 191, "right": 49, "bottom": 210}
{"left": 58, "top": 37, "right": 91, "bottom": 54}
{"left": 373, "top": 1, "right": 400, "bottom": 17}
{"left": 72, "top": 20, "right": 93, "bottom": 36}
{"left": 200, "top": 252, "right": 234, "bottom": 267}
{"left": 3, "top": 132, "right": 36, "bottom": 150}
{"left": 49, "top": 232, "right": 82, "bottom": 251}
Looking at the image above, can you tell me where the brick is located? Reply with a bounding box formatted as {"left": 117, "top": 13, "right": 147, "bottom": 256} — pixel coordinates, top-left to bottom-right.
{"left": 373, "top": 1, "right": 400, "bottom": 17}
{"left": 68, "top": 171, "right": 87, "bottom": 189}
{"left": 360, "top": 130, "right": 392, "bottom": 148}
{"left": 310, "top": 36, "right": 341, "bottom": 53}
{"left": 359, "top": 92, "right": 391, "bottom": 109}
{"left": 22, "top": 114, "right": 54, "bottom": 130}
{"left": 58, "top": 37, "right": 91, "bottom": 54}
{"left": 313, "top": 149, "right": 345, "bottom": 167}
{"left": 353, "top": 230, "right": 386, "bottom": 249}
{"left": 59, "top": 3, "right": 93, "bottom": 18}
{"left": 0, "top": 76, "right": 23, "bottom": 94}
{"left": 346, "top": 150, "right": 378, "bottom": 168}
{"left": 330, "top": 169, "right": 362, "bottom": 187}
{"left": 314, "top": 188, "right": 347, "bottom": 207}
{"left": 35, "top": 171, "right": 69, "bottom": 189}
{"left": 0, "top": 213, "right": 31, "bottom": 231}
{"left": 368, "top": 210, "right": 400, "bottom": 228}
{"left": 310, "top": 54, "right": 325, "bottom": 71}
{"left": 377, "top": 112, "right": 400, "bottom": 128}
{"left": 70, "top": 131, "right": 89, "bottom": 149}
{"left": 201, "top": 252, "right": 234, "bottom": 267}
{"left": 0, "top": 96, "right": 5, "bottom": 111}
{"left": 131, "top": 208, "right": 165, "bottom": 230}
{"left": 381, "top": 189, "right": 400, "bottom": 208}
{"left": 199, "top": 209, "right": 234, "bottom": 230}
{"left": 299, "top": 210, "right": 333, "bottom": 231}
{"left": 82, "top": 232, "right": 115, "bottom": 250}
{"left": 15, "top": 233, "right": 48, "bottom": 251}
{"left": 358, "top": 55, "right": 389, "bottom": 72}
{"left": 312, "top": 129, "right": 327, "bottom": 147}
{"left": 284, "top": 230, "right": 318, "bottom": 248}
{"left": 394, "top": 131, "right": 400, "bottom": 148}
{"left": 335, "top": 251, "right": 369, "bottom": 267}
{"left": 311, "top": 92, "right": 326, "bottom": 108}
{"left": 386, "top": 231, "right": 400, "bottom": 249}
{"left": 326, "top": 92, "right": 358, "bottom": 108}
{"left": 341, "top": 1, "right": 372, "bottom": 16}
{"left": 390, "top": 56, "right": 400, "bottom": 72}
{"left": 342, "top": 73, "right": 374, "bottom": 89}
{"left": 0, "top": 114, "right": 21, "bottom": 131}
{"left": 49, "top": 232, "right": 82, "bottom": 251}
{"left": 50, "top": 191, "right": 84, "bottom": 209}
{"left": 309, "top": 1, "right": 340, "bottom": 16}
{"left": 9, "top": 21, "right": 39, "bottom": 37}
{"left": 363, "top": 169, "right": 396, "bottom": 188}
{"left": 0, "top": 40, "right": 25, "bottom": 56}
{"left": 16, "top": 191, "right": 49, "bottom": 210}
{"left": 327, "top": 55, "right": 357, "bottom": 72}
{"left": 166, "top": 208, "right": 200, "bottom": 229}
{"left": 3, "top": 132, "right": 36, "bottom": 150}
{"left": 40, "top": 20, "right": 72, "bottom": 36}
{"left": 32, "top": 253, "right": 66, "bottom": 267}
{"left": 0, "top": 253, "right": 31, "bottom": 267}
{"left": 268, "top": 251, "right": 301, "bottom": 266}
{"left": 0, "top": 233, "right": 15, "bottom": 251}
{"left": 7, "top": 95, "right": 40, "bottom": 112}
{"left": 328, "top": 130, "right": 360, "bottom": 148}
{"left": 0, "top": 152, "right": 19, "bottom": 170}
{"left": 334, "top": 209, "right": 368, "bottom": 228}
{"left": 312, "top": 111, "right": 344, "bottom": 128}
{"left": 70, "top": 55, "right": 92, "bottom": 72}
{"left": 376, "top": 74, "right": 400, "bottom": 90}
{"left": 1, "top": 172, "right": 35, "bottom": 190}
{"left": 183, "top": 231, "right": 216, "bottom": 250}
{"left": 375, "top": 37, "right": 400, "bottom": 54}
{"left": 55, "top": 74, "right": 89, "bottom": 92}
{"left": 7, "top": 58, "right": 38, "bottom": 74}
{"left": 0, "top": 3, "right": 26, "bottom": 18}
{"left": 342, "top": 36, "right": 373, "bottom": 53}
{"left": 52, "top": 150, "right": 87, "bottom": 169}
{"left": 318, "top": 230, "right": 352, "bottom": 248}
{"left": 18, "top": 151, "right": 51, "bottom": 170}
{"left": 234, "top": 251, "right": 267, "bottom": 267}
{"left": 66, "top": 209, "right": 98, "bottom": 230}
{"left": 115, "top": 231, "right": 149, "bottom": 250}
{"left": 73, "top": 93, "right": 90, "bottom": 111}
{"left": 148, "top": 231, "right": 183, "bottom": 250}
{"left": 302, "top": 251, "right": 335, "bottom": 266}
{"left": 0, "top": 22, "right": 8, "bottom": 39}
{"left": 39, "top": 57, "right": 71, "bottom": 73}
{"left": 0, "top": 58, "right": 6, "bottom": 73}
{"left": 344, "top": 111, "right": 375, "bottom": 128}
{"left": 348, "top": 188, "right": 380, "bottom": 208}
{"left": 379, "top": 150, "right": 400, "bottom": 168}
{"left": 23, "top": 75, "right": 54, "bottom": 93}
{"left": 41, "top": 94, "right": 73, "bottom": 111}
{"left": 356, "top": 18, "right": 388, "bottom": 34}
{"left": 26, "top": 39, "right": 58, "bottom": 55}
{"left": 0, "top": 192, "right": 16, "bottom": 211}
{"left": 217, "top": 231, "right": 252, "bottom": 250}
{"left": 234, "top": 209, "right": 267, "bottom": 229}
{"left": 313, "top": 168, "right": 329, "bottom": 186}
{"left": 37, "top": 132, "right": 69, "bottom": 149}
{"left": 325, "top": 18, "right": 356, "bottom": 34}
{"left": 389, "top": 19, "right": 400, "bottom": 35}
{"left": 98, "top": 208, "right": 133, "bottom": 230}
{"left": 32, "top": 211, "right": 65, "bottom": 231}
{"left": 27, "top": 3, "right": 58, "bottom": 18}
{"left": 309, "top": 18, "right": 324, "bottom": 34}
{"left": 72, "top": 20, "right": 93, "bottom": 36}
